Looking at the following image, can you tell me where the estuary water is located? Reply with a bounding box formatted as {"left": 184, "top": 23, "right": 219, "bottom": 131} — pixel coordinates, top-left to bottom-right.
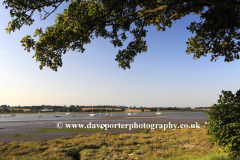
{"left": 0, "top": 112, "right": 208, "bottom": 122}
{"left": 0, "top": 112, "right": 209, "bottom": 142}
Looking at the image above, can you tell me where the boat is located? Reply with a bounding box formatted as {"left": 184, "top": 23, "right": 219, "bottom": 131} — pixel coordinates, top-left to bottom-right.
{"left": 110, "top": 109, "right": 116, "bottom": 116}
{"left": 126, "top": 108, "right": 132, "bottom": 115}
{"left": 65, "top": 109, "right": 70, "bottom": 115}
{"left": 90, "top": 106, "right": 97, "bottom": 116}
{"left": 71, "top": 108, "right": 77, "bottom": 117}
{"left": 8, "top": 109, "right": 16, "bottom": 117}
{"left": 156, "top": 107, "right": 162, "bottom": 115}
{"left": 105, "top": 108, "right": 109, "bottom": 116}
{"left": 55, "top": 110, "right": 61, "bottom": 117}
{"left": 36, "top": 110, "right": 42, "bottom": 117}
{"left": 71, "top": 113, "right": 77, "bottom": 117}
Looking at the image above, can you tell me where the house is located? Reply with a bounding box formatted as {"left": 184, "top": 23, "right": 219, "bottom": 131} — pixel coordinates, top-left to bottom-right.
{"left": 41, "top": 108, "right": 53, "bottom": 112}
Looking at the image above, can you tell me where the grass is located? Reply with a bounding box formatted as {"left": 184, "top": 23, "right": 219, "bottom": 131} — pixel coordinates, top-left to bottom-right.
{"left": 0, "top": 125, "right": 238, "bottom": 160}
{"left": 1, "top": 134, "right": 35, "bottom": 138}
{"left": 36, "top": 128, "right": 104, "bottom": 133}
{"left": 0, "top": 128, "right": 104, "bottom": 139}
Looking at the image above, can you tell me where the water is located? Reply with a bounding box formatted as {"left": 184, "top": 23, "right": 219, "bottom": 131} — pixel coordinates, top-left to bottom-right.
{"left": 0, "top": 112, "right": 208, "bottom": 122}
{"left": 0, "top": 112, "right": 209, "bottom": 141}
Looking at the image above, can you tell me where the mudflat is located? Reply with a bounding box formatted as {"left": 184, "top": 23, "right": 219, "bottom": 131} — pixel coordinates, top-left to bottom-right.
{"left": 0, "top": 114, "right": 208, "bottom": 143}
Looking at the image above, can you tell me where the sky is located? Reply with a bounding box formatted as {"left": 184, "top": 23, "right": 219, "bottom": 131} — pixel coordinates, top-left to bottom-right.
{"left": 1, "top": 2, "right": 240, "bottom": 108}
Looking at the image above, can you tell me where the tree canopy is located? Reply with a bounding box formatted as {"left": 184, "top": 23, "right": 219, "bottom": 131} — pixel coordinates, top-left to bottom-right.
{"left": 3, "top": 0, "right": 240, "bottom": 71}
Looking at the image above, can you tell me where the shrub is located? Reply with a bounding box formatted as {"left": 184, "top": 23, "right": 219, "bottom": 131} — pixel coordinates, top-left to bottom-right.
{"left": 206, "top": 90, "right": 240, "bottom": 157}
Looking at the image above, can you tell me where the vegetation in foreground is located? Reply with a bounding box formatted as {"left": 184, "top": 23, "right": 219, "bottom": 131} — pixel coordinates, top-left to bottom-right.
{"left": 206, "top": 90, "right": 240, "bottom": 158}
{"left": 0, "top": 134, "right": 35, "bottom": 139}
{"left": 36, "top": 128, "right": 104, "bottom": 133}
{"left": 0, "top": 128, "right": 104, "bottom": 139}
{"left": 0, "top": 126, "right": 238, "bottom": 160}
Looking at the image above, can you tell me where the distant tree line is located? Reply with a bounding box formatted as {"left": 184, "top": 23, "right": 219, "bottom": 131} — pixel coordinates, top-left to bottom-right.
{"left": 0, "top": 104, "right": 210, "bottom": 113}
{"left": 195, "top": 107, "right": 211, "bottom": 109}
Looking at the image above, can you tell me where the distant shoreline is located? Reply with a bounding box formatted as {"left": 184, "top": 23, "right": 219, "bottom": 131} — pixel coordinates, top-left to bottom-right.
{"left": 0, "top": 111, "right": 206, "bottom": 114}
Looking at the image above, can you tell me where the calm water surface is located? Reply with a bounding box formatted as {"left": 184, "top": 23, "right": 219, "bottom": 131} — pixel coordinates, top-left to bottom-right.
{"left": 0, "top": 112, "right": 208, "bottom": 122}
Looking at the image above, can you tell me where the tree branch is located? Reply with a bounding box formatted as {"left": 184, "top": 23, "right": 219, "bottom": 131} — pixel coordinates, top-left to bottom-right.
{"left": 124, "top": 5, "right": 169, "bottom": 18}
{"left": 41, "top": 1, "right": 63, "bottom": 20}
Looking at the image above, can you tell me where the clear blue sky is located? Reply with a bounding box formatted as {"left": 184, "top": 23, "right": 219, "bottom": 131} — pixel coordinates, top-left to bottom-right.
{"left": 1, "top": 2, "right": 240, "bottom": 108}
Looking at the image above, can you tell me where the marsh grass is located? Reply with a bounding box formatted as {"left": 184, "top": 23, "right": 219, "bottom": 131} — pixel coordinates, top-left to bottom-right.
{"left": 0, "top": 126, "right": 238, "bottom": 160}
{"left": 0, "top": 134, "right": 35, "bottom": 138}
{"left": 36, "top": 128, "right": 104, "bottom": 133}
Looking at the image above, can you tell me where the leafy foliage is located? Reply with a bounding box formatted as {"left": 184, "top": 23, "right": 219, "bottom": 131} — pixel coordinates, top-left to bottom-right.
{"left": 3, "top": 0, "right": 240, "bottom": 71}
{"left": 206, "top": 90, "right": 240, "bottom": 157}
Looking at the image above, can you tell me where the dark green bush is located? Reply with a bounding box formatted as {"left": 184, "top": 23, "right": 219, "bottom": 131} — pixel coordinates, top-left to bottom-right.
{"left": 206, "top": 90, "right": 240, "bottom": 157}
